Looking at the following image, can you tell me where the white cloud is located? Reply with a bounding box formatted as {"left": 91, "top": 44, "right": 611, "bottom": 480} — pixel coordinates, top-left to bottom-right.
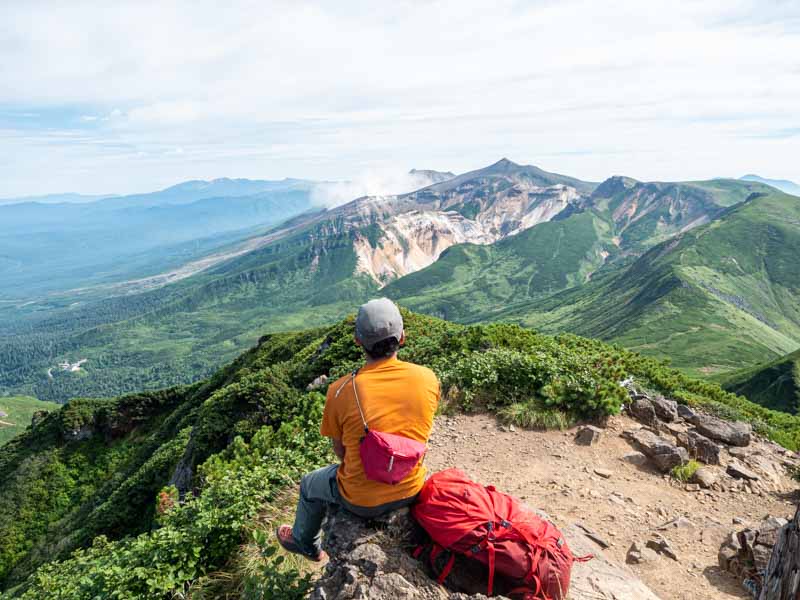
{"left": 0, "top": 0, "right": 798, "bottom": 195}
{"left": 310, "top": 169, "right": 446, "bottom": 208}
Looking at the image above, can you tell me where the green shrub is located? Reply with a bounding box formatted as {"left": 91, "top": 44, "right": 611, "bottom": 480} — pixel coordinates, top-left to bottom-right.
{"left": 12, "top": 410, "right": 328, "bottom": 600}
{"left": 670, "top": 460, "right": 701, "bottom": 483}
{"left": 241, "top": 532, "right": 312, "bottom": 600}
{"left": 437, "top": 345, "right": 626, "bottom": 419}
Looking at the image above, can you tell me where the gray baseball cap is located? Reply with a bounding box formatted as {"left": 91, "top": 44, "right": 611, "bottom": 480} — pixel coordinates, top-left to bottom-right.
{"left": 355, "top": 298, "right": 404, "bottom": 350}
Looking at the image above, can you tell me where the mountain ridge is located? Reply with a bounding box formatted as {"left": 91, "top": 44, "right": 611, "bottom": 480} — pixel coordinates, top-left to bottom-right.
{"left": 0, "top": 159, "right": 789, "bottom": 404}
{"left": 482, "top": 190, "right": 800, "bottom": 377}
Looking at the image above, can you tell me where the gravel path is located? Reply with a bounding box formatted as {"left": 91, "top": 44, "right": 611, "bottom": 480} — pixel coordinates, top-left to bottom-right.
{"left": 425, "top": 413, "right": 798, "bottom": 600}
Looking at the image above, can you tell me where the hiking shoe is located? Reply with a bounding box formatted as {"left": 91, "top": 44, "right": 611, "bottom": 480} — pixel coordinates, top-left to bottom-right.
{"left": 275, "top": 524, "right": 328, "bottom": 562}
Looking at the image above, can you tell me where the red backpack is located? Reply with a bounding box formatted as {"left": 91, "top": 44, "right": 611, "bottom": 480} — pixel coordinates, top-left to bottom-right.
{"left": 411, "top": 468, "right": 590, "bottom": 600}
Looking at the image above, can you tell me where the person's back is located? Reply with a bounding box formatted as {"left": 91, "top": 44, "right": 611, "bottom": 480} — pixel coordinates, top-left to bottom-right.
{"left": 323, "top": 356, "right": 439, "bottom": 508}
{"left": 277, "top": 298, "right": 440, "bottom": 561}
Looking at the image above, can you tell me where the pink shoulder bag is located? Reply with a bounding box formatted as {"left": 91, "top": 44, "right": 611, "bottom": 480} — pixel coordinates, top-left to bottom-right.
{"left": 336, "top": 369, "right": 427, "bottom": 485}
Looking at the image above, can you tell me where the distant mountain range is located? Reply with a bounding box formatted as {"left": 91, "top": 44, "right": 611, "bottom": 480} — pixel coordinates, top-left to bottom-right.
{"left": 0, "top": 178, "right": 321, "bottom": 300}
{"left": 1, "top": 159, "right": 798, "bottom": 414}
{"left": 0, "top": 192, "right": 117, "bottom": 206}
{"left": 740, "top": 174, "right": 800, "bottom": 196}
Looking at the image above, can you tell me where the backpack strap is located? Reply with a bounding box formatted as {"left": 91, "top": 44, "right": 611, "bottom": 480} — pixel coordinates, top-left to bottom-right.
{"left": 334, "top": 369, "right": 369, "bottom": 434}
{"left": 437, "top": 552, "right": 456, "bottom": 584}
{"left": 350, "top": 369, "right": 370, "bottom": 434}
{"left": 486, "top": 538, "right": 496, "bottom": 596}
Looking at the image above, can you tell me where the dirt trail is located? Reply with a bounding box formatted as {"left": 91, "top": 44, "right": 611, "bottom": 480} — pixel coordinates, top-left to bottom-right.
{"left": 425, "top": 413, "right": 797, "bottom": 600}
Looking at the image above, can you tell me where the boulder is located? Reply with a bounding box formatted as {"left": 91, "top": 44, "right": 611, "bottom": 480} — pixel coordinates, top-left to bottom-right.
{"left": 621, "top": 451, "right": 648, "bottom": 466}
{"left": 312, "top": 506, "right": 458, "bottom": 600}
{"left": 628, "top": 399, "right": 658, "bottom": 427}
{"left": 63, "top": 423, "right": 95, "bottom": 442}
{"left": 676, "top": 404, "right": 696, "bottom": 420}
{"left": 314, "top": 503, "right": 663, "bottom": 600}
{"left": 575, "top": 425, "right": 603, "bottom": 446}
{"left": 646, "top": 535, "right": 678, "bottom": 561}
{"left": 691, "top": 467, "right": 717, "bottom": 489}
{"left": 626, "top": 541, "right": 659, "bottom": 564}
{"left": 675, "top": 430, "right": 721, "bottom": 465}
{"left": 718, "top": 545, "right": 739, "bottom": 571}
{"left": 564, "top": 525, "right": 662, "bottom": 598}
{"left": 745, "top": 454, "right": 786, "bottom": 489}
{"left": 651, "top": 447, "right": 690, "bottom": 472}
{"left": 622, "top": 429, "right": 689, "bottom": 472}
{"left": 727, "top": 461, "right": 760, "bottom": 481}
{"left": 689, "top": 413, "right": 751, "bottom": 447}
{"left": 307, "top": 374, "right": 329, "bottom": 391}
{"left": 728, "top": 446, "right": 751, "bottom": 459}
{"left": 663, "top": 422, "right": 688, "bottom": 436}
{"left": 650, "top": 395, "right": 678, "bottom": 422}
{"left": 757, "top": 517, "right": 789, "bottom": 547}
{"left": 752, "top": 544, "right": 773, "bottom": 571}
{"left": 168, "top": 436, "right": 196, "bottom": 495}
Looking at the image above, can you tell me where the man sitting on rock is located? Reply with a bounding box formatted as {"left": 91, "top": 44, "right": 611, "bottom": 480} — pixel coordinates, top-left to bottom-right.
{"left": 276, "top": 298, "right": 440, "bottom": 561}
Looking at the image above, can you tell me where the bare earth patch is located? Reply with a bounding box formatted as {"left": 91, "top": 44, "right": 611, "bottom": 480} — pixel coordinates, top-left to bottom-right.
{"left": 425, "top": 413, "right": 797, "bottom": 600}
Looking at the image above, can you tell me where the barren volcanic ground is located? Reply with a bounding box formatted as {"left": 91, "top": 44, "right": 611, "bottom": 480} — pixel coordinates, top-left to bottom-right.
{"left": 425, "top": 414, "right": 798, "bottom": 600}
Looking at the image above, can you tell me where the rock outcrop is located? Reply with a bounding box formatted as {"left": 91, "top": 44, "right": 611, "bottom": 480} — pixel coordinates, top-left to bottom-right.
{"left": 759, "top": 505, "right": 800, "bottom": 600}
{"left": 675, "top": 430, "right": 721, "bottom": 465}
{"left": 621, "top": 428, "right": 689, "bottom": 472}
{"left": 649, "top": 395, "right": 679, "bottom": 423}
{"left": 689, "top": 413, "right": 752, "bottom": 447}
{"left": 312, "top": 505, "right": 662, "bottom": 600}
{"left": 628, "top": 399, "right": 658, "bottom": 428}
{"left": 718, "top": 514, "right": 792, "bottom": 597}
{"left": 574, "top": 425, "right": 603, "bottom": 446}
{"left": 621, "top": 383, "right": 799, "bottom": 496}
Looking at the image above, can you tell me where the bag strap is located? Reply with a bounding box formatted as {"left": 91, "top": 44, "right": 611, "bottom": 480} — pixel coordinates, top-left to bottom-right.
{"left": 334, "top": 369, "right": 369, "bottom": 433}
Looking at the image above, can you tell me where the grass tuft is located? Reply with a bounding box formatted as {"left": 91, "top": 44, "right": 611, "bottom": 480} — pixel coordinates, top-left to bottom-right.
{"left": 186, "top": 489, "right": 320, "bottom": 600}
{"left": 497, "top": 402, "right": 576, "bottom": 430}
{"left": 670, "top": 460, "right": 701, "bottom": 483}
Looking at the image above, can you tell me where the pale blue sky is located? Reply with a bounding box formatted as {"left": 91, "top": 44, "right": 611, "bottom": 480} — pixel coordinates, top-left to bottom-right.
{"left": 1, "top": 0, "right": 799, "bottom": 196}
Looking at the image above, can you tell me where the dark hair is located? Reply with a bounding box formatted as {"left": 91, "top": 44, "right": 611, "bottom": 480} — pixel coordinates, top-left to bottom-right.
{"left": 364, "top": 336, "right": 400, "bottom": 359}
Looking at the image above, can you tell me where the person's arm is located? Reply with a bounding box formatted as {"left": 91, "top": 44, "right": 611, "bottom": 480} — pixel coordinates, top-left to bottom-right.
{"left": 331, "top": 437, "right": 345, "bottom": 461}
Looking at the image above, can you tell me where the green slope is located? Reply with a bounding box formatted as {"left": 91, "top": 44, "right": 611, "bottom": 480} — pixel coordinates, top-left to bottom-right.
{"left": 493, "top": 191, "right": 800, "bottom": 377}
{"left": 0, "top": 220, "right": 377, "bottom": 402}
{"left": 714, "top": 349, "right": 800, "bottom": 413}
{"left": 385, "top": 210, "right": 616, "bottom": 321}
{"left": 0, "top": 397, "right": 55, "bottom": 446}
{"left": 0, "top": 171, "right": 779, "bottom": 404}
{"left": 2, "top": 311, "right": 800, "bottom": 598}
